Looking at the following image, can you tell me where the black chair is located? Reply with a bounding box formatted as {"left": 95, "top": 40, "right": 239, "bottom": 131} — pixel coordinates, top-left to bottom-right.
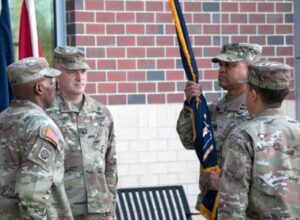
{"left": 116, "top": 185, "right": 198, "bottom": 220}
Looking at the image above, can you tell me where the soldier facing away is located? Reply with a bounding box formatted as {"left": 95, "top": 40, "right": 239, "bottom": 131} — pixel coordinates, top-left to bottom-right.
{"left": 0, "top": 57, "right": 73, "bottom": 219}
{"left": 47, "top": 46, "right": 117, "bottom": 220}
{"left": 218, "top": 61, "right": 300, "bottom": 219}
{"left": 176, "top": 43, "right": 262, "bottom": 211}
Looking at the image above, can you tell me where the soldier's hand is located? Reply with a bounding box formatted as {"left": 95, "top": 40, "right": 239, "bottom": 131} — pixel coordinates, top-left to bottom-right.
{"left": 204, "top": 171, "right": 220, "bottom": 191}
{"left": 104, "top": 216, "right": 114, "bottom": 220}
{"left": 184, "top": 81, "right": 201, "bottom": 103}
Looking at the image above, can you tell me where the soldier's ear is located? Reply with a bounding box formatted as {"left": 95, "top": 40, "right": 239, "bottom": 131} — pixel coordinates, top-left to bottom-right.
{"left": 34, "top": 82, "right": 43, "bottom": 96}
{"left": 250, "top": 88, "right": 258, "bottom": 101}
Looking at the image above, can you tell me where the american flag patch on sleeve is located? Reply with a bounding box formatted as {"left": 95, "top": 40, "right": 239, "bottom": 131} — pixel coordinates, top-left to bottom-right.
{"left": 45, "top": 127, "right": 59, "bottom": 148}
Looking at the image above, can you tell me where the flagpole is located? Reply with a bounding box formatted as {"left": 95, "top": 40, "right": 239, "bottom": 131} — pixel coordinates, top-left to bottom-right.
{"left": 25, "top": 0, "right": 38, "bottom": 57}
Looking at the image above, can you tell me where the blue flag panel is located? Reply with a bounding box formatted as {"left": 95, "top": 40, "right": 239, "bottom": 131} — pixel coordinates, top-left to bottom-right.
{"left": 169, "top": 0, "right": 220, "bottom": 219}
{"left": 0, "top": 0, "right": 14, "bottom": 112}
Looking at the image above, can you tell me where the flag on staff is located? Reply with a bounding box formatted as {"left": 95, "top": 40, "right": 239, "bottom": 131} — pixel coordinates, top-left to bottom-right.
{"left": 169, "top": 0, "right": 220, "bottom": 219}
{"left": 19, "top": 0, "right": 43, "bottom": 58}
{"left": 0, "top": 0, "right": 14, "bottom": 112}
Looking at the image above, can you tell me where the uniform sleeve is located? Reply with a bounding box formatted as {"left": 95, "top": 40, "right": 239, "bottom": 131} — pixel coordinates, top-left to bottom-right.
{"left": 176, "top": 102, "right": 196, "bottom": 150}
{"left": 218, "top": 130, "right": 254, "bottom": 219}
{"left": 15, "top": 126, "right": 60, "bottom": 219}
{"left": 105, "top": 120, "right": 118, "bottom": 216}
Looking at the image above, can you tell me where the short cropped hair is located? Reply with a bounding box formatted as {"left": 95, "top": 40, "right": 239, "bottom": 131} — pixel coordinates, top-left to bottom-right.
{"left": 249, "top": 83, "right": 289, "bottom": 106}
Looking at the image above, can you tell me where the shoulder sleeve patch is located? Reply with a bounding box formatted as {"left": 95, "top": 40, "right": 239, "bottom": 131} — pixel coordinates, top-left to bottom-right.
{"left": 45, "top": 127, "right": 59, "bottom": 147}
{"left": 38, "top": 145, "right": 52, "bottom": 162}
{"left": 40, "top": 126, "right": 60, "bottom": 149}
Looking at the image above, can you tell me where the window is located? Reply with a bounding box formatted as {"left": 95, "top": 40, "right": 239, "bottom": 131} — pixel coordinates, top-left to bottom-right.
{"left": 9, "top": 0, "right": 55, "bottom": 64}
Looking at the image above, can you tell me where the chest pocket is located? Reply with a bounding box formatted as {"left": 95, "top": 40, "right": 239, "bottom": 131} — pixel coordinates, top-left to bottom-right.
{"left": 213, "top": 113, "right": 237, "bottom": 142}
{"left": 93, "top": 118, "right": 110, "bottom": 154}
{"left": 81, "top": 116, "right": 110, "bottom": 174}
{"left": 55, "top": 113, "right": 81, "bottom": 151}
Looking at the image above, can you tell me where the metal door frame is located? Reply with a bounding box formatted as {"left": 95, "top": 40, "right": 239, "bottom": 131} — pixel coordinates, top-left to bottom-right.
{"left": 295, "top": 0, "right": 300, "bottom": 120}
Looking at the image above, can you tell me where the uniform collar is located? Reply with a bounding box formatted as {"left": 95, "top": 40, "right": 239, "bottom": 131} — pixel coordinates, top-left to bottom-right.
{"left": 254, "top": 107, "right": 284, "bottom": 117}
{"left": 11, "top": 99, "right": 45, "bottom": 112}
{"left": 55, "top": 92, "right": 96, "bottom": 113}
{"left": 216, "top": 91, "right": 247, "bottom": 112}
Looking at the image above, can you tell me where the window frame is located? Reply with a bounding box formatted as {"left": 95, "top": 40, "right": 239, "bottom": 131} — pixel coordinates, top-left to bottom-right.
{"left": 54, "top": 0, "right": 66, "bottom": 47}
{"left": 295, "top": 0, "right": 300, "bottom": 120}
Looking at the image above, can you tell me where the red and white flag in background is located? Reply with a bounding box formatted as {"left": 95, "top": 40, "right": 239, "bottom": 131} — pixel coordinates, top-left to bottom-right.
{"left": 19, "top": 0, "right": 43, "bottom": 59}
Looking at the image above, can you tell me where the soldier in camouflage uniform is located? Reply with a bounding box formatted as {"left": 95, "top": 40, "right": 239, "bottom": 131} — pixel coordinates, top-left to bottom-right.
{"left": 0, "top": 57, "right": 73, "bottom": 219}
{"left": 47, "top": 46, "right": 117, "bottom": 220}
{"left": 219, "top": 61, "right": 300, "bottom": 219}
{"left": 176, "top": 43, "right": 262, "bottom": 211}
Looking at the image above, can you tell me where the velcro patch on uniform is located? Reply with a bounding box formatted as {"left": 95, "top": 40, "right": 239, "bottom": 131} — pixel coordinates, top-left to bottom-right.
{"left": 45, "top": 127, "right": 59, "bottom": 148}
{"left": 38, "top": 146, "right": 51, "bottom": 162}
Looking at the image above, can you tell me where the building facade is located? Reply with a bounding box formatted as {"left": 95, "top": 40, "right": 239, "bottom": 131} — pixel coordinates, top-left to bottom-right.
{"left": 46, "top": 0, "right": 300, "bottom": 213}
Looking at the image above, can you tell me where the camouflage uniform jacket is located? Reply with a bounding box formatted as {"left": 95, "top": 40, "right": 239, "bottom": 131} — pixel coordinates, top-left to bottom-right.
{"left": 176, "top": 92, "right": 250, "bottom": 209}
{"left": 47, "top": 93, "right": 117, "bottom": 216}
{"left": 219, "top": 108, "right": 300, "bottom": 219}
{"left": 0, "top": 100, "right": 73, "bottom": 220}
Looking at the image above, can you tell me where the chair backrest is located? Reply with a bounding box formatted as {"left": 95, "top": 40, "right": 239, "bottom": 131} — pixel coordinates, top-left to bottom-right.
{"left": 116, "top": 185, "right": 192, "bottom": 220}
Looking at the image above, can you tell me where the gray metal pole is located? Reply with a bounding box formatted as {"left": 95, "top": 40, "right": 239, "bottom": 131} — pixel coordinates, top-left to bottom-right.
{"left": 295, "top": 0, "right": 300, "bottom": 120}
{"left": 55, "top": 0, "right": 66, "bottom": 47}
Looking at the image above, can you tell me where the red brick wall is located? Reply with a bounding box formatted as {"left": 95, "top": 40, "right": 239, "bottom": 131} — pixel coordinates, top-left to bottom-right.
{"left": 65, "top": 0, "right": 295, "bottom": 105}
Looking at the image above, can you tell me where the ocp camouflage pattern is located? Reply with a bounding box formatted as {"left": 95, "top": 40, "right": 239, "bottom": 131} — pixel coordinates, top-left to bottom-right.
{"left": 219, "top": 108, "right": 300, "bottom": 219}
{"left": 176, "top": 92, "right": 250, "bottom": 210}
{"left": 47, "top": 93, "right": 117, "bottom": 217}
{"left": 0, "top": 100, "right": 73, "bottom": 219}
